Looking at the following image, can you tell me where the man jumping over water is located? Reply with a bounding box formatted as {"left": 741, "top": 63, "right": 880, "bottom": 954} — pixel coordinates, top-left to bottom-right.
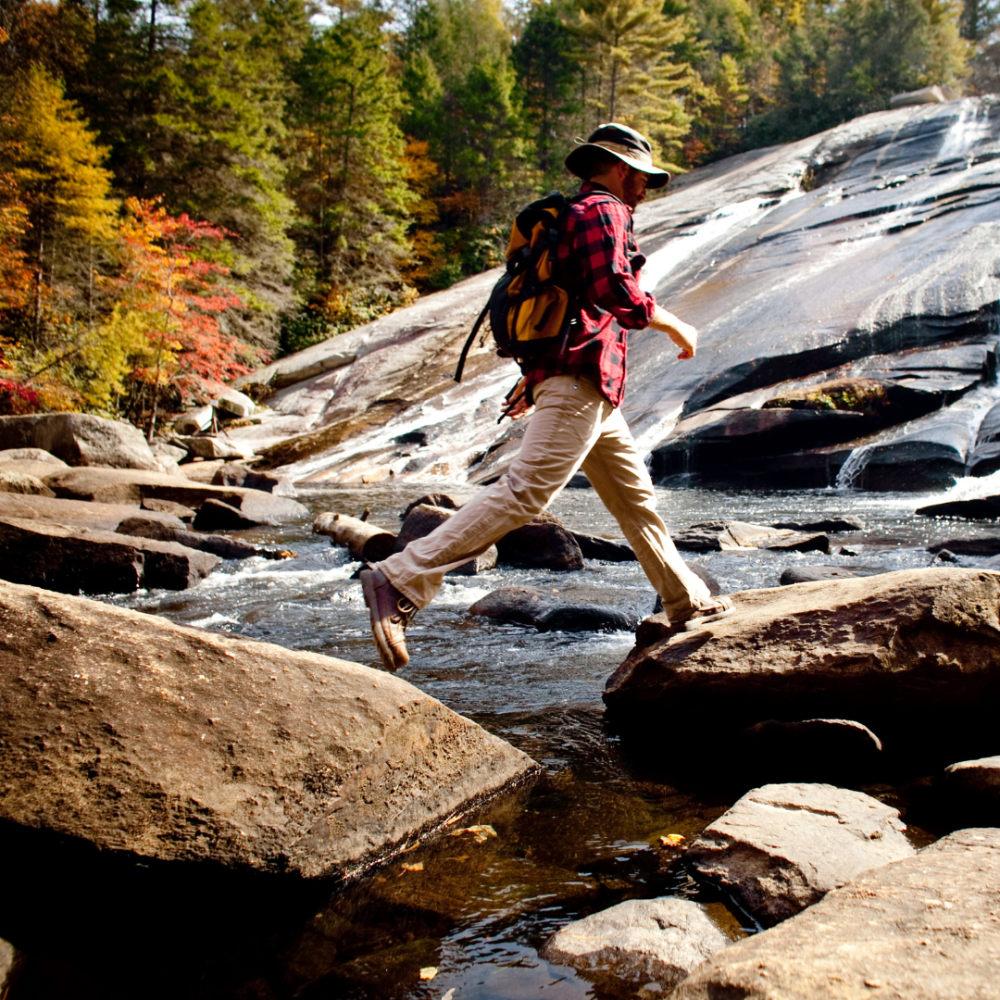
{"left": 362, "top": 123, "right": 732, "bottom": 671}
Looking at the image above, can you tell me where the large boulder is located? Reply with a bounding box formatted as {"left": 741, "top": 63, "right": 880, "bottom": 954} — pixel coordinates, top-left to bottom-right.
{"left": 673, "top": 829, "right": 1000, "bottom": 1000}
{"left": 0, "top": 414, "right": 160, "bottom": 470}
{"left": 540, "top": 897, "right": 729, "bottom": 993}
{"left": 0, "top": 517, "right": 220, "bottom": 592}
{"left": 605, "top": 569, "right": 1000, "bottom": 740}
{"left": 173, "top": 435, "right": 247, "bottom": 460}
{"left": 0, "top": 581, "right": 538, "bottom": 877}
{"left": 495, "top": 513, "right": 585, "bottom": 571}
{"left": 211, "top": 461, "right": 296, "bottom": 497}
{"left": 43, "top": 467, "right": 307, "bottom": 522}
{"left": 684, "top": 783, "right": 914, "bottom": 927}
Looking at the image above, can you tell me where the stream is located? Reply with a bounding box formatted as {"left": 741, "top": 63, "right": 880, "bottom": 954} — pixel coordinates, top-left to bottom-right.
{"left": 5, "top": 478, "right": 1000, "bottom": 999}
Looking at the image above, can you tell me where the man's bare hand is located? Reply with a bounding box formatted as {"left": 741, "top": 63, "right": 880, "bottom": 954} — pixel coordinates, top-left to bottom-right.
{"left": 649, "top": 305, "right": 698, "bottom": 359}
{"left": 502, "top": 376, "right": 534, "bottom": 421}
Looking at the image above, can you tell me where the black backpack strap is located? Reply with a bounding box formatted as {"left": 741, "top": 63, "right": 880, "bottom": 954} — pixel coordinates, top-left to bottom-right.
{"left": 453, "top": 299, "right": 491, "bottom": 383}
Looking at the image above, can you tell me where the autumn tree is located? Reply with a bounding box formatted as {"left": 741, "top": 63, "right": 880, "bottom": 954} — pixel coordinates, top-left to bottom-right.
{"left": 0, "top": 64, "right": 117, "bottom": 411}
{"left": 108, "top": 198, "right": 259, "bottom": 436}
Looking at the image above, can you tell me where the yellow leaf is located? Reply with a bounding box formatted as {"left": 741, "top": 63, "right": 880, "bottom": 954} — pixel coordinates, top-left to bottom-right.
{"left": 659, "top": 834, "right": 685, "bottom": 846}
{"left": 448, "top": 824, "right": 497, "bottom": 844}
{"left": 401, "top": 862, "right": 424, "bottom": 872}
{"left": 419, "top": 967, "right": 437, "bottom": 980}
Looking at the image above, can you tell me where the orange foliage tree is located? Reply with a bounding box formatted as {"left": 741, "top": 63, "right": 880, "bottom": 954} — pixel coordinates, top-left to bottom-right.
{"left": 111, "top": 198, "right": 264, "bottom": 439}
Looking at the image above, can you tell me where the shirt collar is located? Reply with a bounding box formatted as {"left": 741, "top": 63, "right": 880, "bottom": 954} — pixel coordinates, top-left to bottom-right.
{"left": 580, "top": 180, "right": 631, "bottom": 213}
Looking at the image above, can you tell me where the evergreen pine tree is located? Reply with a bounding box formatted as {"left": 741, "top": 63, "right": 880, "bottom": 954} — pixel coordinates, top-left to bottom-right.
{"left": 283, "top": 4, "right": 415, "bottom": 350}
{"left": 570, "top": 0, "right": 699, "bottom": 166}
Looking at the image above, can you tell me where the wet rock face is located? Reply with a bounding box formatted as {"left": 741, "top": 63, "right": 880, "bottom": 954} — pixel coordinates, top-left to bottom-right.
{"left": 685, "top": 783, "right": 914, "bottom": 927}
{"left": 540, "top": 897, "right": 729, "bottom": 992}
{"left": 606, "top": 568, "right": 1000, "bottom": 737}
{"left": 226, "top": 100, "right": 1000, "bottom": 494}
{"left": 0, "top": 581, "right": 537, "bottom": 878}
{"left": 674, "top": 829, "right": 1000, "bottom": 1000}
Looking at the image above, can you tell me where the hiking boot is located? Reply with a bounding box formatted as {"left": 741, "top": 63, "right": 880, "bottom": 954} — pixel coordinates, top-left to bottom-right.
{"left": 360, "top": 568, "right": 417, "bottom": 672}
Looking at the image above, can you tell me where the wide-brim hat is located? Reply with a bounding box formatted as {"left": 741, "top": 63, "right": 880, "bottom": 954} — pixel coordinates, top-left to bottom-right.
{"left": 565, "top": 123, "right": 671, "bottom": 189}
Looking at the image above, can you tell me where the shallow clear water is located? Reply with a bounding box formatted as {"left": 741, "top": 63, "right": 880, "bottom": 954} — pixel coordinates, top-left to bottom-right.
{"left": 5, "top": 480, "right": 999, "bottom": 999}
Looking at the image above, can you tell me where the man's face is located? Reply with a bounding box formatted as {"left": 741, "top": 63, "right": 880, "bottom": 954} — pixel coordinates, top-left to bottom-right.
{"left": 621, "top": 167, "right": 648, "bottom": 209}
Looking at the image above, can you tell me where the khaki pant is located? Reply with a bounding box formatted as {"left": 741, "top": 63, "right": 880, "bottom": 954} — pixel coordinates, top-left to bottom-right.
{"left": 375, "top": 374, "right": 712, "bottom": 617}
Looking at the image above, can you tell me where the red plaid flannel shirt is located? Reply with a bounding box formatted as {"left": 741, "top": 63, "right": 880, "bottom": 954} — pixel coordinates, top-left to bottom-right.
{"left": 520, "top": 182, "right": 656, "bottom": 408}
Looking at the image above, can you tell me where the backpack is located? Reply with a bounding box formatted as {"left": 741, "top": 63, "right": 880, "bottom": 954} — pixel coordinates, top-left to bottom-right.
{"left": 454, "top": 190, "right": 608, "bottom": 383}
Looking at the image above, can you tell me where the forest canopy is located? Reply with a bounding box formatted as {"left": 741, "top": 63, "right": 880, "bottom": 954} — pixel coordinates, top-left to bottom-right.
{"left": 0, "top": 0, "right": 993, "bottom": 430}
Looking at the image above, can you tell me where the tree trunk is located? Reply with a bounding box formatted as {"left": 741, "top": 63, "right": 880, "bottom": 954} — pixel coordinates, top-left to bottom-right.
{"left": 313, "top": 513, "right": 396, "bottom": 563}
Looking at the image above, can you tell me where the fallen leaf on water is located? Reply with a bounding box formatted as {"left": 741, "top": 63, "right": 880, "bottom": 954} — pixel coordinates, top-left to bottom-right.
{"left": 419, "top": 967, "right": 437, "bottom": 980}
{"left": 448, "top": 824, "right": 497, "bottom": 844}
{"left": 659, "top": 834, "right": 685, "bottom": 847}
{"left": 401, "top": 862, "right": 424, "bottom": 872}
{"left": 442, "top": 990, "right": 456, "bottom": 1000}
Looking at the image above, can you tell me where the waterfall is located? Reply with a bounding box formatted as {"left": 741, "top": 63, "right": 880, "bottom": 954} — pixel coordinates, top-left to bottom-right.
{"left": 937, "top": 100, "right": 994, "bottom": 163}
{"left": 835, "top": 445, "right": 873, "bottom": 489}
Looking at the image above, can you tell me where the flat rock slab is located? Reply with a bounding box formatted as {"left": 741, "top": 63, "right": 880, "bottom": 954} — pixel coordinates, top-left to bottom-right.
{"left": 540, "top": 897, "right": 729, "bottom": 992}
{"left": 672, "top": 521, "right": 790, "bottom": 552}
{"left": 685, "top": 783, "right": 914, "bottom": 927}
{"left": 674, "top": 828, "right": 1000, "bottom": 1000}
{"left": 0, "top": 517, "right": 220, "bottom": 593}
{"left": 44, "top": 467, "right": 307, "bottom": 522}
{"left": 605, "top": 568, "right": 1000, "bottom": 729}
{"left": 0, "top": 582, "right": 537, "bottom": 878}
{"left": 0, "top": 414, "right": 160, "bottom": 470}
{"left": 771, "top": 518, "right": 864, "bottom": 533}
{"left": 0, "top": 492, "right": 184, "bottom": 533}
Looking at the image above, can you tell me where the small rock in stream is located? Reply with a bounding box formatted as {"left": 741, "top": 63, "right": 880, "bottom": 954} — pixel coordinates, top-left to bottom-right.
{"left": 540, "top": 897, "right": 729, "bottom": 993}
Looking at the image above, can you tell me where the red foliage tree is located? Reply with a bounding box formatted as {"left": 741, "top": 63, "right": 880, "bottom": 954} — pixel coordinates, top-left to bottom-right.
{"left": 115, "top": 198, "right": 265, "bottom": 438}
